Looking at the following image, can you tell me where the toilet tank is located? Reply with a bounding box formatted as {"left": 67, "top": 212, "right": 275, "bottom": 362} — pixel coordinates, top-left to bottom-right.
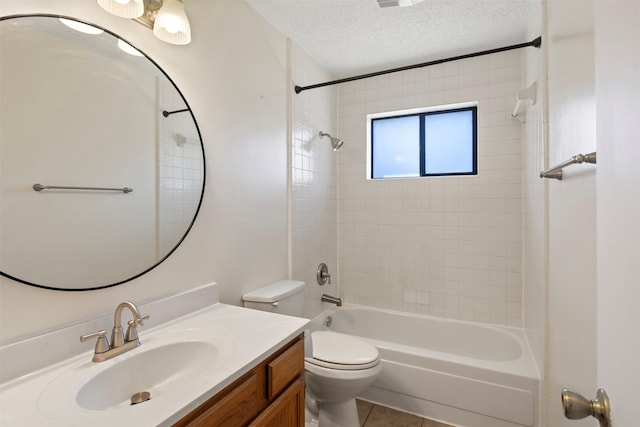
{"left": 242, "top": 280, "right": 306, "bottom": 317}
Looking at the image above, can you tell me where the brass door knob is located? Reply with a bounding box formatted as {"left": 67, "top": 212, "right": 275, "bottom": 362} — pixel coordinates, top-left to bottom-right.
{"left": 561, "top": 388, "right": 611, "bottom": 427}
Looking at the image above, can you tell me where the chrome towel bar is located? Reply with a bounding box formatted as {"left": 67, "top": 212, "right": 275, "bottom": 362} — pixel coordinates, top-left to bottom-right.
{"left": 33, "top": 183, "right": 133, "bottom": 193}
{"left": 540, "top": 152, "right": 596, "bottom": 180}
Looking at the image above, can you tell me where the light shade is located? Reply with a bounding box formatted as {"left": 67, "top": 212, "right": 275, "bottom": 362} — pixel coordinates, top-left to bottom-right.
{"left": 153, "top": 0, "right": 191, "bottom": 45}
{"left": 97, "top": 0, "right": 144, "bottom": 19}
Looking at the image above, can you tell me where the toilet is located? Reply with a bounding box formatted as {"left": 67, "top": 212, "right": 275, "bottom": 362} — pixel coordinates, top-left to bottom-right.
{"left": 242, "top": 280, "right": 381, "bottom": 427}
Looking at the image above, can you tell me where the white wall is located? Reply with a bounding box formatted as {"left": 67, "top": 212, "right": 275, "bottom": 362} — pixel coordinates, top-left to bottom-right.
{"left": 544, "top": 0, "right": 597, "bottom": 426}
{"left": 289, "top": 43, "right": 339, "bottom": 318}
{"left": 337, "top": 51, "right": 524, "bottom": 326}
{"left": 595, "top": 1, "right": 640, "bottom": 424}
{"left": 0, "top": 0, "right": 289, "bottom": 345}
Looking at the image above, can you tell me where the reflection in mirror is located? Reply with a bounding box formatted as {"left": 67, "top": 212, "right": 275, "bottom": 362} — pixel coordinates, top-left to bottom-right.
{"left": 0, "top": 15, "right": 205, "bottom": 291}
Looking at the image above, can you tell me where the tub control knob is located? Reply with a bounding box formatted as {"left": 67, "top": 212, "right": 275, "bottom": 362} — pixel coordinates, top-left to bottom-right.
{"left": 317, "top": 263, "right": 331, "bottom": 285}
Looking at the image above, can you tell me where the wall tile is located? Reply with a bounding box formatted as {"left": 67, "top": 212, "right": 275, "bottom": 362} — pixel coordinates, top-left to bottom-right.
{"left": 337, "top": 49, "right": 523, "bottom": 326}
{"left": 290, "top": 44, "right": 338, "bottom": 318}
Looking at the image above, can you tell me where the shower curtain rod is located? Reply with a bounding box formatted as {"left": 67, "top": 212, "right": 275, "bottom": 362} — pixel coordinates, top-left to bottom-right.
{"left": 162, "top": 108, "right": 189, "bottom": 117}
{"left": 294, "top": 36, "right": 542, "bottom": 94}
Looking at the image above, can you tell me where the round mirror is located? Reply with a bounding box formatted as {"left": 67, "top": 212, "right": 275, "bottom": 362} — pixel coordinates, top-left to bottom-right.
{"left": 0, "top": 15, "right": 205, "bottom": 291}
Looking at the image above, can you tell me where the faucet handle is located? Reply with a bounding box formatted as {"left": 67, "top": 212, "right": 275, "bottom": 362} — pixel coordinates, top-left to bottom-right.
{"left": 80, "top": 330, "right": 109, "bottom": 354}
{"left": 323, "top": 271, "right": 332, "bottom": 285}
{"left": 125, "top": 314, "right": 150, "bottom": 342}
{"left": 137, "top": 313, "right": 150, "bottom": 327}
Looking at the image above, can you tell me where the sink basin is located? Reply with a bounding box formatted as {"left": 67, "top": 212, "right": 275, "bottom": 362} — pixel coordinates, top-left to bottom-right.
{"left": 77, "top": 340, "right": 216, "bottom": 410}
{"left": 36, "top": 329, "right": 236, "bottom": 422}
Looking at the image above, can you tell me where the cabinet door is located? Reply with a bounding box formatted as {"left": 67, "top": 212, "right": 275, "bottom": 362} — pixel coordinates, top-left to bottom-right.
{"left": 178, "top": 372, "right": 262, "bottom": 427}
{"left": 249, "top": 378, "right": 304, "bottom": 427}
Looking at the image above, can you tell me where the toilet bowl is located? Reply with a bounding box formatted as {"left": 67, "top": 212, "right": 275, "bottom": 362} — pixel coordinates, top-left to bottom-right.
{"left": 304, "top": 330, "right": 381, "bottom": 427}
{"left": 242, "top": 280, "right": 381, "bottom": 427}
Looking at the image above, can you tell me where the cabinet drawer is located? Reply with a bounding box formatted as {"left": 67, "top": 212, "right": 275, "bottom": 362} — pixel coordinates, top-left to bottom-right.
{"left": 267, "top": 338, "right": 304, "bottom": 399}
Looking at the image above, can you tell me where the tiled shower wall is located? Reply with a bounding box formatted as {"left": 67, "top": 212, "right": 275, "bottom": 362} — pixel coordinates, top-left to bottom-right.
{"left": 289, "top": 42, "right": 339, "bottom": 318}
{"left": 158, "top": 78, "right": 205, "bottom": 257}
{"left": 337, "top": 51, "right": 524, "bottom": 326}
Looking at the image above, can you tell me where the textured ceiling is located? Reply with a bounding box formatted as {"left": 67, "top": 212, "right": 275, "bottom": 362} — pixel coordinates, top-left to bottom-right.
{"left": 245, "top": 0, "right": 537, "bottom": 78}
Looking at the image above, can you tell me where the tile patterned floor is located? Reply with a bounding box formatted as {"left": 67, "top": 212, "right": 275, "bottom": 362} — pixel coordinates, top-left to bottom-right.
{"left": 357, "top": 400, "right": 455, "bottom": 427}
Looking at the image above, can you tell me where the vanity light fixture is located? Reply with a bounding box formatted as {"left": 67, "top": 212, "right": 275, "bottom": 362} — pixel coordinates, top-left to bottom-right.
{"left": 152, "top": 0, "right": 191, "bottom": 45}
{"left": 97, "top": 0, "right": 144, "bottom": 19}
{"left": 97, "top": 0, "right": 192, "bottom": 45}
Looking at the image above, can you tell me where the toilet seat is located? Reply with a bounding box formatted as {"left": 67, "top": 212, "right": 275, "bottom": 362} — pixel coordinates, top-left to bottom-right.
{"left": 306, "top": 331, "right": 379, "bottom": 371}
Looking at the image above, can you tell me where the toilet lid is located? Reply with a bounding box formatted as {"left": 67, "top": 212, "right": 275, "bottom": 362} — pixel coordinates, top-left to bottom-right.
{"left": 307, "top": 331, "right": 379, "bottom": 368}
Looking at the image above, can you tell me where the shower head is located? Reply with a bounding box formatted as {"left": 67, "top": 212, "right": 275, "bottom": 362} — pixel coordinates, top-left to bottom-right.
{"left": 319, "top": 131, "right": 344, "bottom": 151}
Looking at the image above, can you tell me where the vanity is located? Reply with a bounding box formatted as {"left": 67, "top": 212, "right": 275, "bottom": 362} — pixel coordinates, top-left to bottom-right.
{"left": 0, "top": 283, "right": 308, "bottom": 426}
{"left": 175, "top": 334, "right": 304, "bottom": 426}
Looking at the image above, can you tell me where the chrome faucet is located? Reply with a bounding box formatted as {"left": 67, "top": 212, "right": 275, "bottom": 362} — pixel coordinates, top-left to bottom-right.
{"left": 321, "top": 293, "right": 342, "bottom": 307}
{"left": 80, "top": 301, "right": 149, "bottom": 362}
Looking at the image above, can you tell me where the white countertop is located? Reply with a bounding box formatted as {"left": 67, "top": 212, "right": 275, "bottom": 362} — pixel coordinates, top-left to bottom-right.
{"left": 0, "top": 302, "right": 308, "bottom": 426}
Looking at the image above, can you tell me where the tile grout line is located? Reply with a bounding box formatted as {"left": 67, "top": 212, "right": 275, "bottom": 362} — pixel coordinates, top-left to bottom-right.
{"left": 361, "top": 403, "right": 373, "bottom": 426}
{"left": 359, "top": 400, "right": 454, "bottom": 427}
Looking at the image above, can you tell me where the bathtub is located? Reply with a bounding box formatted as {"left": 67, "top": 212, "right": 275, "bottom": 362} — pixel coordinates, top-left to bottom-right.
{"left": 308, "top": 305, "right": 539, "bottom": 427}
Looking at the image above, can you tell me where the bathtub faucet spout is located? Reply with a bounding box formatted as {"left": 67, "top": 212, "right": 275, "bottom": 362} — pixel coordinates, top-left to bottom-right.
{"left": 321, "top": 293, "right": 342, "bottom": 306}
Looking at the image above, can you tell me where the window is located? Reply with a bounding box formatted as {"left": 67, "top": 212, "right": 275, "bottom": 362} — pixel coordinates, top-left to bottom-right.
{"left": 367, "top": 103, "right": 477, "bottom": 179}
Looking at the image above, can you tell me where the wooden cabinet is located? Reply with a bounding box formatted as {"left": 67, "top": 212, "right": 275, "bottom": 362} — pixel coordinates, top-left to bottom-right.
{"left": 174, "top": 334, "right": 305, "bottom": 427}
{"left": 249, "top": 378, "right": 304, "bottom": 427}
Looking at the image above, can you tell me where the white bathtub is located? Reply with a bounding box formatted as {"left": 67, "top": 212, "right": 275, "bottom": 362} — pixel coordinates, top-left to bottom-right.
{"left": 308, "top": 305, "right": 539, "bottom": 427}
